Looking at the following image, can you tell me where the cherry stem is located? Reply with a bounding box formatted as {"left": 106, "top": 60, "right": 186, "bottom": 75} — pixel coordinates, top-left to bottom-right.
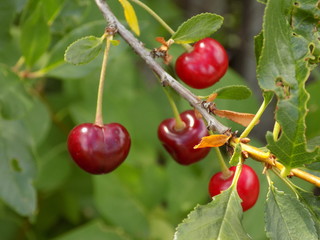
{"left": 94, "top": 33, "right": 112, "bottom": 127}
{"left": 239, "top": 96, "right": 271, "bottom": 139}
{"left": 130, "top": 0, "right": 174, "bottom": 35}
{"left": 94, "top": 0, "right": 229, "bottom": 134}
{"left": 163, "top": 87, "right": 186, "bottom": 131}
{"left": 213, "top": 146, "right": 232, "bottom": 179}
{"left": 129, "top": 0, "right": 192, "bottom": 52}
{"left": 230, "top": 161, "right": 243, "bottom": 189}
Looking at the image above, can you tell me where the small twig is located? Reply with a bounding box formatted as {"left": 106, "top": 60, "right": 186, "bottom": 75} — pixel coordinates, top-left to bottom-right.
{"left": 94, "top": 0, "right": 229, "bottom": 134}
{"left": 237, "top": 140, "right": 320, "bottom": 187}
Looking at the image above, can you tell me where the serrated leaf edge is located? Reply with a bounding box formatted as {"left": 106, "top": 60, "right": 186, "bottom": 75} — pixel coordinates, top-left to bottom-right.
{"left": 64, "top": 35, "right": 104, "bottom": 65}
{"left": 265, "top": 184, "right": 318, "bottom": 240}
{"left": 172, "top": 12, "right": 224, "bottom": 44}
{"left": 174, "top": 188, "right": 249, "bottom": 240}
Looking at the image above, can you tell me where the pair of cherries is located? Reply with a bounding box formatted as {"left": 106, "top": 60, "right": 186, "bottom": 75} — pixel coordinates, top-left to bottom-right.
{"left": 157, "top": 37, "right": 229, "bottom": 164}
{"left": 158, "top": 110, "right": 259, "bottom": 211}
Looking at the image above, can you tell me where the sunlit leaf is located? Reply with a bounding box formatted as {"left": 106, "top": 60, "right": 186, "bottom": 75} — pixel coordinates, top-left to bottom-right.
{"left": 194, "top": 134, "right": 230, "bottom": 149}
{"left": 118, "top": 0, "right": 140, "bottom": 36}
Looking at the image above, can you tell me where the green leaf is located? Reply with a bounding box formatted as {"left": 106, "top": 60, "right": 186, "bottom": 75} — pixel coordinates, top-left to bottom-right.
{"left": 292, "top": 1, "right": 320, "bottom": 66}
{"left": 308, "top": 136, "right": 320, "bottom": 151}
{"left": 306, "top": 76, "right": 320, "bottom": 138}
{"left": 254, "top": 31, "right": 264, "bottom": 65}
{"left": 0, "top": 65, "right": 32, "bottom": 119}
{"left": 93, "top": 167, "right": 150, "bottom": 239}
{"left": 35, "top": 143, "right": 71, "bottom": 193}
{"left": 42, "top": 0, "right": 65, "bottom": 25}
{"left": 215, "top": 85, "right": 252, "bottom": 100}
{"left": 45, "top": 20, "right": 106, "bottom": 73}
{"left": 171, "top": 13, "right": 223, "bottom": 44}
{"left": 301, "top": 161, "right": 320, "bottom": 178}
{"left": 298, "top": 190, "right": 320, "bottom": 235}
{"left": 64, "top": 35, "right": 105, "bottom": 65}
{"left": 0, "top": 119, "right": 37, "bottom": 217}
{"left": 265, "top": 184, "right": 318, "bottom": 240}
{"left": 257, "top": 0, "right": 319, "bottom": 169}
{"left": 20, "top": 3, "right": 50, "bottom": 67}
{"left": 54, "top": 220, "right": 130, "bottom": 240}
{"left": 174, "top": 188, "right": 250, "bottom": 240}
{"left": 23, "top": 96, "right": 50, "bottom": 146}
{"left": 0, "top": 0, "right": 15, "bottom": 38}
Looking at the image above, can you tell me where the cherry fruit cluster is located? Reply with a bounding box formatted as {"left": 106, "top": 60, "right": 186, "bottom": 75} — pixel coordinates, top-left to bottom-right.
{"left": 66, "top": 36, "right": 259, "bottom": 211}
{"left": 158, "top": 37, "right": 259, "bottom": 211}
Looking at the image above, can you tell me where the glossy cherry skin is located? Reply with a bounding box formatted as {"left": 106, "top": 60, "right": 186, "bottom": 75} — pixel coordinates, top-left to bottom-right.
{"left": 208, "top": 164, "right": 260, "bottom": 211}
{"left": 157, "top": 110, "right": 210, "bottom": 165}
{"left": 67, "top": 123, "right": 131, "bottom": 174}
{"left": 175, "top": 38, "right": 228, "bottom": 89}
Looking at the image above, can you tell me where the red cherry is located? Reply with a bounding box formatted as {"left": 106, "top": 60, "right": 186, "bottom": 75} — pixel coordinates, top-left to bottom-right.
{"left": 157, "top": 110, "right": 210, "bottom": 165}
{"left": 208, "top": 164, "right": 260, "bottom": 211}
{"left": 175, "top": 38, "right": 228, "bottom": 89}
{"left": 67, "top": 123, "right": 131, "bottom": 174}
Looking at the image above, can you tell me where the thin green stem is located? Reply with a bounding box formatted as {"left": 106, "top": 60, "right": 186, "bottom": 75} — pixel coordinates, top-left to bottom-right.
{"left": 272, "top": 167, "right": 300, "bottom": 198}
{"left": 214, "top": 147, "right": 232, "bottom": 178}
{"left": 130, "top": 0, "right": 174, "bottom": 34}
{"left": 12, "top": 57, "right": 25, "bottom": 72}
{"left": 94, "top": 34, "right": 111, "bottom": 126}
{"left": 273, "top": 121, "right": 281, "bottom": 141}
{"left": 265, "top": 169, "right": 273, "bottom": 186}
{"left": 230, "top": 161, "right": 243, "bottom": 189}
{"left": 130, "top": 0, "right": 192, "bottom": 52}
{"left": 239, "top": 97, "right": 270, "bottom": 139}
{"left": 163, "top": 87, "right": 185, "bottom": 130}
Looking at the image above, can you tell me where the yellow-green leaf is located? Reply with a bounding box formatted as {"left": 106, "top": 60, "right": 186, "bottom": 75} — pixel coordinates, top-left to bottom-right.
{"left": 118, "top": 0, "right": 140, "bottom": 36}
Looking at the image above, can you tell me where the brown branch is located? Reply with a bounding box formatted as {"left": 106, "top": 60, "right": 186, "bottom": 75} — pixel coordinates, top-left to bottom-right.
{"left": 94, "top": 0, "right": 230, "bottom": 134}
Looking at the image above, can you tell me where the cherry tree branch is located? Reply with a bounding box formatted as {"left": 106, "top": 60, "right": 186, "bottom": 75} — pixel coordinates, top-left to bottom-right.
{"left": 94, "top": 0, "right": 230, "bottom": 134}
{"left": 94, "top": 0, "right": 320, "bottom": 188}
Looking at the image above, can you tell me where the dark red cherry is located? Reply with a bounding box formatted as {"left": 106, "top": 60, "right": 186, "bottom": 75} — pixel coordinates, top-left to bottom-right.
{"left": 157, "top": 110, "right": 210, "bottom": 165}
{"left": 175, "top": 38, "right": 228, "bottom": 89}
{"left": 67, "top": 123, "right": 131, "bottom": 174}
{"left": 208, "top": 164, "right": 260, "bottom": 211}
